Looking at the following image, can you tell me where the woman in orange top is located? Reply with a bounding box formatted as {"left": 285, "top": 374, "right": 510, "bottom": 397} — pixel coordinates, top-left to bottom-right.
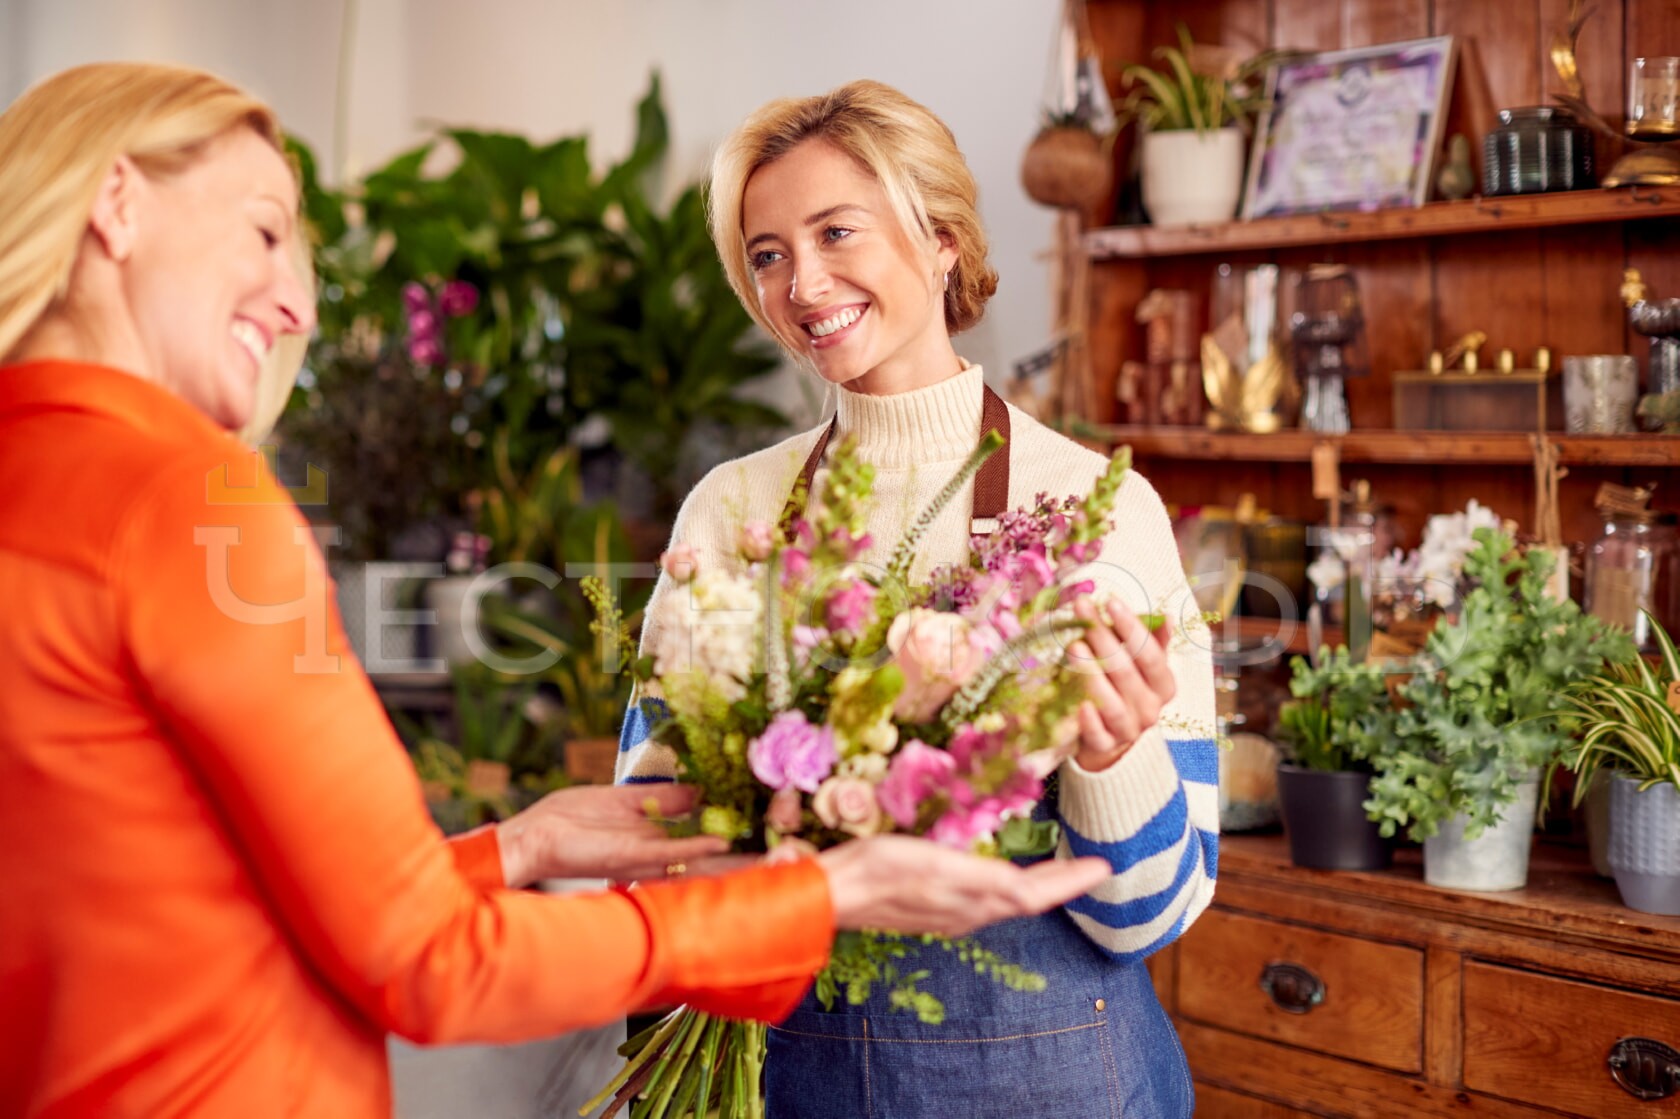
{"left": 0, "top": 63, "right": 1109, "bottom": 1119}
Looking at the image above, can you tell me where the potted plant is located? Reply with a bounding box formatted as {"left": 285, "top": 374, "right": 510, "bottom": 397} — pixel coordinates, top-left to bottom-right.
{"left": 1555, "top": 610, "right": 1680, "bottom": 914}
{"left": 1274, "top": 646, "right": 1396, "bottom": 869}
{"left": 1365, "top": 528, "right": 1635, "bottom": 891}
{"left": 1116, "top": 25, "right": 1272, "bottom": 225}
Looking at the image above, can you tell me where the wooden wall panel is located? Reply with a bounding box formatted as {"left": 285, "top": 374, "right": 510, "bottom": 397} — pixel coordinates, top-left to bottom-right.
{"left": 1341, "top": 0, "right": 1430, "bottom": 48}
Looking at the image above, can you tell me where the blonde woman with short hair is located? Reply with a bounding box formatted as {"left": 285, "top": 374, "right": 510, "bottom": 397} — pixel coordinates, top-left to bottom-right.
{"left": 619, "top": 80, "right": 1217, "bottom": 1117}
{"left": 0, "top": 63, "right": 1108, "bottom": 1117}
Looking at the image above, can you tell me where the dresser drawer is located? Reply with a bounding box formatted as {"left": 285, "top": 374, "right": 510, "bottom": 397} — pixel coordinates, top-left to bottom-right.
{"left": 1175, "top": 909, "right": 1424, "bottom": 1073}
{"left": 1464, "top": 962, "right": 1680, "bottom": 1115}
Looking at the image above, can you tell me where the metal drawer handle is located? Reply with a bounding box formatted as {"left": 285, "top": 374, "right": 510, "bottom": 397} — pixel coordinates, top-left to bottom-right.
{"left": 1259, "top": 962, "right": 1325, "bottom": 1014}
{"left": 1608, "top": 1037, "right": 1680, "bottom": 1101}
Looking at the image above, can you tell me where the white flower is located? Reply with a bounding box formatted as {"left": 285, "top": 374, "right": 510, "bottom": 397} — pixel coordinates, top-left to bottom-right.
{"left": 839, "top": 752, "right": 889, "bottom": 782}
{"left": 1307, "top": 550, "right": 1346, "bottom": 591}
{"left": 652, "top": 570, "right": 763, "bottom": 702}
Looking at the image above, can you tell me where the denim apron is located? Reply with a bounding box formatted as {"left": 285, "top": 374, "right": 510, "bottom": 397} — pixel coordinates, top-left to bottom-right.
{"left": 764, "top": 797, "right": 1194, "bottom": 1119}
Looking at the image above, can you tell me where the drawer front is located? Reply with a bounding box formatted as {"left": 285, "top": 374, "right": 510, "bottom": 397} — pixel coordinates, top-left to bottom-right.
{"left": 1464, "top": 962, "right": 1680, "bottom": 1115}
{"left": 1175, "top": 909, "right": 1424, "bottom": 1073}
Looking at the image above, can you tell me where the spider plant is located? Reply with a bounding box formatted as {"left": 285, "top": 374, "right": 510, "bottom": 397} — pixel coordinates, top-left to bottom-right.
{"left": 1554, "top": 610, "right": 1680, "bottom": 805}
{"left": 1116, "top": 24, "right": 1275, "bottom": 135}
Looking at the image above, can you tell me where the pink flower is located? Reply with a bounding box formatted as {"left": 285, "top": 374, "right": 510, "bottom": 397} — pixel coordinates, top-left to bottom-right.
{"left": 877, "top": 739, "right": 956, "bottom": 829}
{"left": 826, "top": 581, "right": 877, "bottom": 637}
{"left": 887, "top": 609, "right": 991, "bottom": 724}
{"left": 407, "top": 308, "right": 439, "bottom": 340}
{"left": 401, "top": 282, "right": 432, "bottom": 314}
{"left": 659, "top": 542, "right": 700, "bottom": 583}
{"left": 781, "top": 548, "right": 810, "bottom": 586}
{"left": 766, "top": 787, "right": 804, "bottom": 833}
{"left": 812, "top": 777, "right": 884, "bottom": 836}
{"left": 407, "top": 337, "right": 443, "bottom": 366}
{"left": 438, "top": 280, "right": 480, "bottom": 317}
{"left": 748, "top": 711, "right": 838, "bottom": 793}
{"left": 739, "top": 521, "right": 776, "bottom": 562}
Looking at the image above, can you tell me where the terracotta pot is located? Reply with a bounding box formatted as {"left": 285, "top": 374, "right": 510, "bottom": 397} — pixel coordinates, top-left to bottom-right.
{"left": 1020, "top": 126, "right": 1112, "bottom": 211}
{"left": 565, "top": 736, "right": 620, "bottom": 785}
{"left": 464, "top": 759, "right": 511, "bottom": 799}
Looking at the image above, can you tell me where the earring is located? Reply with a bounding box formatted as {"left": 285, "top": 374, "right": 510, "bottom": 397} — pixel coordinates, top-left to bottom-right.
{"left": 943, "top": 269, "right": 951, "bottom": 291}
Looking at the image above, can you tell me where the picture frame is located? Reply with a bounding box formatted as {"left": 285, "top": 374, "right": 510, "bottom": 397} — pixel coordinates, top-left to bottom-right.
{"left": 1241, "top": 36, "right": 1457, "bottom": 220}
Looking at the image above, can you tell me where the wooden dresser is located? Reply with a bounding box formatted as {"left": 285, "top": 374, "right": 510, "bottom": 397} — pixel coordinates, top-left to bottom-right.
{"left": 1149, "top": 834, "right": 1680, "bottom": 1116}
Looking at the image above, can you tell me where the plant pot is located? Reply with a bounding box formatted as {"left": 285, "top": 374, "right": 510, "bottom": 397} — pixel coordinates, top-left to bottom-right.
{"left": 1608, "top": 774, "right": 1680, "bottom": 915}
{"left": 1276, "top": 764, "right": 1393, "bottom": 870}
{"left": 1020, "top": 125, "right": 1112, "bottom": 211}
{"left": 426, "top": 574, "right": 482, "bottom": 668}
{"left": 1140, "top": 127, "right": 1246, "bottom": 226}
{"left": 564, "top": 736, "right": 621, "bottom": 785}
{"left": 1584, "top": 771, "right": 1614, "bottom": 878}
{"left": 1422, "top": 776, "right": 1540, "bottom": 892}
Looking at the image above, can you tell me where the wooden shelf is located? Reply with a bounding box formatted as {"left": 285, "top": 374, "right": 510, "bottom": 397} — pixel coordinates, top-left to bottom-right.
{"left": 1088, "top": 427, "right": 1680, "bottom": 467}
{"left": 1085, "top": 186, "right": 1680, "bottom": 259}
{"left": 1216, "top": 615, "right": 1339, "bottom": 658}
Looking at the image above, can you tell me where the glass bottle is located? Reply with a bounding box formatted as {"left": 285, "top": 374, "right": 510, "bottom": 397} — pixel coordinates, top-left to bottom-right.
{"left": 1584, "top": 510, "right": 1680, "bottom": 651}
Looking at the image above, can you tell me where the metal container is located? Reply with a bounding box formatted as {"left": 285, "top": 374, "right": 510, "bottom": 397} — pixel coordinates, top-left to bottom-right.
{"left": 1483, "top": 106, "right": 1596, "bottom": 195}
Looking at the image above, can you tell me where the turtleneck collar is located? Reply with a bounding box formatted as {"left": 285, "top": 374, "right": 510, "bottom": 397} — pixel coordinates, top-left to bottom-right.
{"left": 832, "top": 362, "right": 987, "bottom": 468}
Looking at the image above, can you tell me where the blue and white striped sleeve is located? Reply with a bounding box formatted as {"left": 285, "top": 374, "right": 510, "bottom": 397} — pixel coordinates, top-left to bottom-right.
{"left": 615, "top": 688, "right": 678, "bottom": 786}
{"left": 1053, "top": 475, "right": 1220, "bottom": 963}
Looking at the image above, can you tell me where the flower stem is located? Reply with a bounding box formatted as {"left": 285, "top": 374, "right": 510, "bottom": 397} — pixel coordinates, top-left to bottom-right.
{"left": 579, "top": 1008, "right": 685, "bottom": 1116}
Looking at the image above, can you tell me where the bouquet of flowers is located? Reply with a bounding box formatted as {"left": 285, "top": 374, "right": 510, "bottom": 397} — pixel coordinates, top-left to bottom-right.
{"left": 579, "top": 433, "right": 1153, "bottom": 1119}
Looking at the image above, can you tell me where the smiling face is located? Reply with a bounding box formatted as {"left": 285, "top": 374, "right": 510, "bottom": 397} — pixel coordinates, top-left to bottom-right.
{"left": 122, "top": 127, "right": 313, "bottom": 429}
{"left": 741, "top": 138, "right": 958, "bottom": 396}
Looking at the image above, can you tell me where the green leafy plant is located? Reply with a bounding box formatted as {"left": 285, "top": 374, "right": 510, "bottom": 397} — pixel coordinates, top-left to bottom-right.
{"left": 280, "top": 73, "right": 784, "bottom": 557}
{"left": 1275, "top": 646, "right": 1394, "bottom": 772}
{"left": 1116, "top": 24, "right": 1274, "bottom": 135}
{"left": 1552, "top": 609, "right": 1680, "bottom": 804}
{"left": 1364, "top": 528, "right": 1637, "bottom": 841}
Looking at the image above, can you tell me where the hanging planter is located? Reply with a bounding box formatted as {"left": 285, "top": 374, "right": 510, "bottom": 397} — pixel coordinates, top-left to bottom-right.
{"left": 1021, "top": 125, "right": 1112, "bottom": 211}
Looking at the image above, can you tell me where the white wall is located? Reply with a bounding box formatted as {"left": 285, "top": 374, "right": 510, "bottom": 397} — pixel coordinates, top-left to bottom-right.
{"left": 5, "top": 0, "right": 1062, "bottom": 421}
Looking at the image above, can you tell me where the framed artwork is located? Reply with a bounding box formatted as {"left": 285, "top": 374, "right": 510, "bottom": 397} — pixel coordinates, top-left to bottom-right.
{"left": 1241, "top": 36, "right": 1457, "bottom": 220}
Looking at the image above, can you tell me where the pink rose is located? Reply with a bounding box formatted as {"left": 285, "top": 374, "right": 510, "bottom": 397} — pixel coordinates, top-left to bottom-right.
{"left": 739, "top": 521, "right": 776, "bottom": 562}
{"left": 438, "top": 280, "right": 480, "bottom": 317}
{"left": 886, "top": 609, "right": 992, "bottom": 724}
{"left": 659, "top": 542, "right": 700, "bottom": 583}
{"left": 812, "top": 777, "right": 884, "bottom": 836}
{"left": 876, "top": 739, "right": 956, "bottom": 829}
{"left": 766, "top": 787, "right": 804, "bottom": 833}
{"left": 401, "top": 281, "right": 432, "bottom": 314}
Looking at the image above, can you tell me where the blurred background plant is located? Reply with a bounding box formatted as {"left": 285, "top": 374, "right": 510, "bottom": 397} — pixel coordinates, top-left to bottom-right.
{"left": 277, "top": 72, "right": 785, "bottom": 561}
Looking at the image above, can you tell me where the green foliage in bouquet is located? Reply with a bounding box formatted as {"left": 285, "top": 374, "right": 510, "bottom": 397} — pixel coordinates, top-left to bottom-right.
{"left": 1364, "top": 528, "right": 1636, "bottom": 841}
{"left": 1275, "top": 647, "right": 1394, "bottom": 772}
{"left": 1552, "top": 609, "right": 1680, "bottom": 803}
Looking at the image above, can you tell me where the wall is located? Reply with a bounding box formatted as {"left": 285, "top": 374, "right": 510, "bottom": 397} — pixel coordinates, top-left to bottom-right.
{"left": 3, "top": 0, "right": 1064, "bottom": 424}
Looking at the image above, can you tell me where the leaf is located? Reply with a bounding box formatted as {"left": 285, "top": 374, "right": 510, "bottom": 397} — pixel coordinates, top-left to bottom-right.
{"left": 995, "top": 817, "right": 1061, "bottom": 858}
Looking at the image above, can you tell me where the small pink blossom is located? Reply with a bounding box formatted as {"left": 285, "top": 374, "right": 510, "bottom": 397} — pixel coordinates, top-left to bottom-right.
{"left": 781, "top": 548, "right": 810, "bottom": 586}
{"left": 826, "top": 581, "right": 877, "bottom": 637}
{"left": 438, "top": 280, "right": 480, "bottom": 317}
{"left": 407, "top": 308, "right": 439, "bottom": 340}
{"left": 812, "top": 777, "right": 884, "bottom": 836}
{"left": 739, "top": 521, "right": 776, "bottom": 562}
{"left": 407, "top": 337, "right": 443, "bottom": 366}
{"left": 877, "top": 739, "right": 956, "bottom": 829}
{"left": 659, "top": 542, "right": 700, "bottom": 583}
{"left": 401, "top": 282, "right": 432, "bottom": 314}
{"left": 748, "top": 711, "right": 837, "bottom": 793}
{"left": 766, "top": 787, "right": 804, "bottom": 833}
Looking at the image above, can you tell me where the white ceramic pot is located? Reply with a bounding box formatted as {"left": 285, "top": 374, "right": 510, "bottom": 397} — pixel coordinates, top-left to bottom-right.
{"left": 1140, "top": 127, "right": 1246, "bottom": 226}
{"left": 1422, "top": 774, "right": 1541, "bottom": 892}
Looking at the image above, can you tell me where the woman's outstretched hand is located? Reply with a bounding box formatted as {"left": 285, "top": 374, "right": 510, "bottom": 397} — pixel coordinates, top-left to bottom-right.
{"left": 816, "top": 837, "right": 1111, "bottom": 936}
{"left": 496, "top": 784, "right": 731, "bottom": 889}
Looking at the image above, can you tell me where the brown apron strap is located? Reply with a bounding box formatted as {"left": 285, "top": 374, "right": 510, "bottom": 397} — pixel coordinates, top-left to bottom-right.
{"left": 780, "top": 384, "right": 1011, "bottom": 543}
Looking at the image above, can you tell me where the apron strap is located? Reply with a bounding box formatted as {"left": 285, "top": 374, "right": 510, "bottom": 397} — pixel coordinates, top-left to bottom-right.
{"left": 780, "top": 383, "right": 1011, "bottom": 543}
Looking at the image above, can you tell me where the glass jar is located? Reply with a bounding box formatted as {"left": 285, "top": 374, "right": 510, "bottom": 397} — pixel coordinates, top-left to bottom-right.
{"left": 1483, "top": 106, "right": 1596, "bottom": 195}
{"left": 1584, "top": 511, "right": 1680, "bottom": 651}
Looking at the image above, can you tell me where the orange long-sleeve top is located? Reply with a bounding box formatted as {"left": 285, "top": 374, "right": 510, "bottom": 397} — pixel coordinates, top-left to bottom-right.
{"left": 0, "top": 361, "right": 834, "bottom": 1118}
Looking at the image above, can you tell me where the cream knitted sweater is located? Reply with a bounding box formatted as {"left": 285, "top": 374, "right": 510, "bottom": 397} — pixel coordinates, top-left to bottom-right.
{"left": 616, "top": 365, "right": 1218, "bottom": 960}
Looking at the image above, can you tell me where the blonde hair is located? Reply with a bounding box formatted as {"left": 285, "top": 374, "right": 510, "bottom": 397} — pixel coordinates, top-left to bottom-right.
{"left": 708, "top": 79, "right": 998, "bottom": 343}
{"left": 0, "top": 62, "right": 284, "bottom": 363}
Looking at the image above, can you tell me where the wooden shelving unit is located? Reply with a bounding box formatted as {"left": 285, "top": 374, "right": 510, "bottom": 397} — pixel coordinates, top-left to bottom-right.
{"left": 1083, "top": 428, "right": 1680, "bottom": 467}
{"left": 1085, "top": 186, "right": 1680, "bottom": 260}
{"left": 1217, "top": 615, "right": 1341, "bottom": 658}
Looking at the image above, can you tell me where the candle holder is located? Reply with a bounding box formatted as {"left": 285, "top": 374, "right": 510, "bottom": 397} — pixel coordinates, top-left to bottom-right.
{"left": 1289, "top": 265, "right": 1369, "bottom": 434}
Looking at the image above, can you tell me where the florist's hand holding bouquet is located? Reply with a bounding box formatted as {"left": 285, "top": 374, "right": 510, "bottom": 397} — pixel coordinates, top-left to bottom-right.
{"left": 581, "top": 436, "right": 1188, "bottom": 1119}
